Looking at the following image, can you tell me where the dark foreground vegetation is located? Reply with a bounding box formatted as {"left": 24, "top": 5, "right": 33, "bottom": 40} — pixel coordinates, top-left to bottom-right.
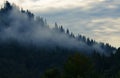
{"left": 0, "top": 42, "right": 120, "bottom": 78}
{"left": 0, "top": 1, "right": 119, "bottom": 78}
{"left": 42, "top": 48, "right": 120, "bottom": 78}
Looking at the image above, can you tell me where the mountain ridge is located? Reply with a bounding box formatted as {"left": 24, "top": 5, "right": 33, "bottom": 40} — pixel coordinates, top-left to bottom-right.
{"left": 0, "top": 1, "right": 116, "bottom": 55}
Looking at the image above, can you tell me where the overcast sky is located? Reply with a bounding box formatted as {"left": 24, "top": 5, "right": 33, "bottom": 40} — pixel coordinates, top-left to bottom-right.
{"left": 0, "top": 0, "right": 120, "bottom": 48}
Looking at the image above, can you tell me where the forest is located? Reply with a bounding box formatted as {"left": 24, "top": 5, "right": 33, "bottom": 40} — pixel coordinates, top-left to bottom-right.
{"left": 0, "top": 1, "right": 119, "bottom": 78}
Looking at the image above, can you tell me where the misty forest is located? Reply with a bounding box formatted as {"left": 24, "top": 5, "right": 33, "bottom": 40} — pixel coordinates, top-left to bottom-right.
{"left": 0, "top": 1, "right": 120, "bottom": 78}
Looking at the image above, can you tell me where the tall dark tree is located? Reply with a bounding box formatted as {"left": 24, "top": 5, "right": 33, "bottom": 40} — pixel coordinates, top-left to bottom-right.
{"left": 59, "top": 25, "right": 65, "bottom": 33}
{"left": 66, "top": 29, "right": 70, "bottom": 35}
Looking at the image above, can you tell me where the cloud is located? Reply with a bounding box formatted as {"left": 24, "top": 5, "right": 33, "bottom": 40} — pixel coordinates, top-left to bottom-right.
{"left": 0, "top": 0, "right": 106, "bottom": 12}
{"left": 89, "top": 18, "right": 120, "bottom": 47}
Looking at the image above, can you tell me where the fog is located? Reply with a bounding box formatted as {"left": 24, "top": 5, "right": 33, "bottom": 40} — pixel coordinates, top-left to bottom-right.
{"left": 0, "top": 3, "right": 87, "bottom": 49}
{"left": 0, "top": 2, "right": 114, "bottom": 55}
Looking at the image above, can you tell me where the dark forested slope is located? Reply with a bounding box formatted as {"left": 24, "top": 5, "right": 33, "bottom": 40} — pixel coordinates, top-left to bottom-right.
{"left": 0, "top": 1, "right": 118, "bottom": 78}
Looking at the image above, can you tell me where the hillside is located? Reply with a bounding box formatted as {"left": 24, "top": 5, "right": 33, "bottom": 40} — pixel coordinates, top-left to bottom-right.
{"left": 0, "top": 1, "right": 119, "bottom": 78}
{"left": 0, "top": 1, "right": 116, "bottom": 55}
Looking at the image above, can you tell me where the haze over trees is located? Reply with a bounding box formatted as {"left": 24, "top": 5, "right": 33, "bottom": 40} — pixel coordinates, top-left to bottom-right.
{"left": 0, "top": 1, "right": 119, "bottom": 78}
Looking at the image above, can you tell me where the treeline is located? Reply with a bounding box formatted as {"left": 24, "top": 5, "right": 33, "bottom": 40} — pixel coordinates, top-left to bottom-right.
{"left": 0, "top": 1, "right": 116, "bottom": 55}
